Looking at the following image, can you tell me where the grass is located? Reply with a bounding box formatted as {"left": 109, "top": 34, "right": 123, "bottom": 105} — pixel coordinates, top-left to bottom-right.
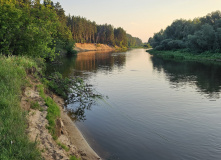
{"left": 70, "top": 155, "right": 81, "bottom": 160}
{"left": 30, "top": 101, "right": 42, "bottom": 110}
{"left": 0, "top": 55, "right": 42, "bottom": 159}
{"left": 56, "top": 141, "right": 70, "bottom": 152}
{"left": 147, "top": 49, "right": 221, "bottom": 62}
{"left": 37, "top": 84, "right": 60, "bottom": 140}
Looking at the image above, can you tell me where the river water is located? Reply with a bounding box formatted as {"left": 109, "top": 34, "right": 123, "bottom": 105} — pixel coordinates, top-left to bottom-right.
{"left": 47, "top": 49, "right": 221, "bottom": 160}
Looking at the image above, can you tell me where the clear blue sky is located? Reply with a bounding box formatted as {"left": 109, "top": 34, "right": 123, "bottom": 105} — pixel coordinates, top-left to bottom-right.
{"left": 55, "top": 0, "right": 221, "bottom": 42}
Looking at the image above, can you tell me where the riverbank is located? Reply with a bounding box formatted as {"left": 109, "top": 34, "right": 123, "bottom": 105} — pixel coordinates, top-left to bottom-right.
{"left": 0, "top": 55, "right": 100, "bottom": 160}
{"left": 74, "top": 43, "right": 121, "bottom": 52}
{"left": 147, "top": 49, "right": 221, "bottom": 62}
{"left": 24, "top": 67, "right": 101, "bottom": 159}
{"left": 0, "top": 56, "right": 42, "bottom": 159}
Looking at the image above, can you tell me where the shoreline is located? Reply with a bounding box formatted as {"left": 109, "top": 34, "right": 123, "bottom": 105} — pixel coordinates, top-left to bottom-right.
{"left": 74, "top": 43, "right": 120, "bottom": 52}
{"left": 24, "top": 74, "right": 101, "bottom": 160}
{"left": 147, "top": 49, "right": 221, "bottom": 62}
{"left": 53, "top": 95, "right": 101, "bottom": 160}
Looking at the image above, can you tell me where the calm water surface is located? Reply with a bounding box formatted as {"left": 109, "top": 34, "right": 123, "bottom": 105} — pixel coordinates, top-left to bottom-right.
{"left": 47, "top": 49, "right": 221, "bottom": 160}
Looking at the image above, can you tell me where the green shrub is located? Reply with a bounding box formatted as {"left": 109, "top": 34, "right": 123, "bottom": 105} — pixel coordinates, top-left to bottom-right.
{"left": 47, "top": 72, "right": 72, "bottom": 99}
{"left": 30, "top": 101, "right": 41, "bottom": 110}
{"left": 56, "top": 141, "right": 69, "bottom": 152}
{"left": 70, "top": 155, "right": 81, "bottom": 160}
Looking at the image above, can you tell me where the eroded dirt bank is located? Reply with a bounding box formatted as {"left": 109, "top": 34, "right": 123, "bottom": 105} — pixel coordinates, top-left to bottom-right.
{"left": 21, "top": 74, "right": 101, "bottom": 160}
{"left": 75, "top": 43, "right": 119, "bottom": 52}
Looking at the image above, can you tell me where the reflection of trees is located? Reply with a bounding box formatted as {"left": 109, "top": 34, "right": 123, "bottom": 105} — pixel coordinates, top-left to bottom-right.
{"left": 46, "top": 51, "right": 126, "bottom": 78}
{"left": 46, "top": 51, "right": 126, "bottom": 121}
{"left": 151, "top": 56, "right": 221, "bottom": 99}
{"left": 64, "top": 78, "right": 102, "bottom": 122}
{"left": 74, "top": 51, "right": 126, "bottom": 73}
{"left": 46, "top": 55, "right": 77, "bottom": 77}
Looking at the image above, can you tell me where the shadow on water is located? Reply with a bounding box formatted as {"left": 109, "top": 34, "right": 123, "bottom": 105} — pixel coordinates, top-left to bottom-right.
{"left": 150, "top": 56, "right": 221, "bottom": 99}
{"left": 45, "top": 50, "right": 221, "bottom": 160}
{"left": 46, "top": 51, "right": 126, "bottom": 78}
{"left": 46, "top": 51, "right": 126, "bottom": 121}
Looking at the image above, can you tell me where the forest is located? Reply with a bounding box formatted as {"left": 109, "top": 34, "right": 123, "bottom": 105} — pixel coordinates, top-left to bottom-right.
{"left": 0, "top": 0, "right": 142, "bottom": 61}
{"left": 66, "top": 15, "right": 142, "bottom": 48}
{"left": 0, "top": 1, "right": 143, "bottom": 158}
{"left": 148, "top": 11, "right": 221, "bottom": 53}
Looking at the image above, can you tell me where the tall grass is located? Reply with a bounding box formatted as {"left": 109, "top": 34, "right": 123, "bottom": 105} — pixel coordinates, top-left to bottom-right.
{"left": 0, "top": 55, "right": 42, "bottom": 159}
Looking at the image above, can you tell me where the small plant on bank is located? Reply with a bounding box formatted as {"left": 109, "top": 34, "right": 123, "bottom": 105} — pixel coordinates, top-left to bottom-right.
{"left": 56, "top": 141, "right": 70, "bottom": 152}
{"left": 30, "top": 101, "right": 41, "bottom": 110}
{"left": 70, "top": 155, "right": 81, "bottom": 160}
{"left": 37, "top": 84, "right": 60, "bottom": 140}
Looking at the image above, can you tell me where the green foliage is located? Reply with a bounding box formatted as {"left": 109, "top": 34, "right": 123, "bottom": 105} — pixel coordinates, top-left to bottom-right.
{"left": 66, "top": 15, "right": 138, "bottom": 48}
{"left": 114, "top": 27, "right": 128, "bottom": 47}
{"left": 96, "top": 24, "right": 116, "bottom": 45}
{"left": 65, "top": 40, "right": 77, "bottom": 55}
{"left": 70, "top": 155, "right": 81, "bottom": 160}
{"left": 0, "top": 1, "right": 57, "bottom": 59}
{"left": 188, "top": 24, "right": 215, "bottom": 52}
{"left": 148, "top": 49, "right": 221, "bottom": 62}
{"left": 0, "top": 55, "right": 41, "bottom": 159}
{"left": 46, "top": 72, "right": 72, "bottom": 99}
{"left": 67, "top": 16, "right": 97, "bottom": 43}
{"left": 127, "top": 34, "right": 143, "bottom": 47}
{"left": 0, "top": 0, "right": 75, "bottom": 59}
{"left": 143, "top": 43, "right": 152, "bottom": 48}
{"left": 30, "top": 101, "right": 41, "bottom": 110}
{"left": 37, "top": 84, "right": 60, "bottom": 140}
{"left": 56, "top": 141, "right": 69, "bottom": 152}
{"left": 148, "top": 10, "right": 221, "bottom": 54}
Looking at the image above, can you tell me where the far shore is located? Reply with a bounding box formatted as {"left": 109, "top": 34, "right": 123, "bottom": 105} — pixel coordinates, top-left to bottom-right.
{"left": 74, "top": 43, "right": 119, "bottom": 52}
{"left": 147, "top": 49, "right": 221, "bottom": 62}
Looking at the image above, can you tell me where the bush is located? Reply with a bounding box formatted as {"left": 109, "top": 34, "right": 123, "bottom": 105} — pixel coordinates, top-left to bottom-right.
{"left": 65, "top": 41, "right": 77, "bottom": 55}
{"left": 46, "top": 72, "right": 72, "bottom": 99}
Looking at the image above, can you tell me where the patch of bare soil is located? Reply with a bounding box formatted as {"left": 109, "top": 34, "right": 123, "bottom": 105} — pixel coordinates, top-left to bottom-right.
{"left": 75, "top": 43, "right": 116, "bottom": 52}
{"left": 21, "top": 75, "right": 101, "bottom": 160}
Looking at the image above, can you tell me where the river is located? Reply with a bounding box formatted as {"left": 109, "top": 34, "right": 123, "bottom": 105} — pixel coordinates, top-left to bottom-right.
{"left": 47, "top": 49, "right": 221, "bottom": 160}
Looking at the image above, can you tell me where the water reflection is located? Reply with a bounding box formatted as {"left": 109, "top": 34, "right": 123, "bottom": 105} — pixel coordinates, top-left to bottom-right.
{"left": 47, "top": 51, "right": 126, "bottom": 78}
{"left": 74, "top": 51, "right": 126, "bottom": 72}
{"left": 46, "top": 54, "right": 77, "bottom": 77}
{"left": 150, "top": 56, "right": 221, "bottom": 99}
{"left": 65, "top": 81, "right": 103, "bottom": 122}
{"left": 46, "top": 51, "right": 126, "bottom": 121}
{"left": 45, "top": 49, "right": 221, "bottom": 160}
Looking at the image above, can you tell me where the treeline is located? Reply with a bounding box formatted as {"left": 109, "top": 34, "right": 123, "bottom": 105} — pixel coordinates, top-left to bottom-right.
{"left": 148, "top": 11, "right": 221, "bottom": 53}
{"left": 0, "top": 0, "right": 142, "bottom": 60}
{"left": 0, "top": 0, "right": 75, "bottom": 60}
{"left": 66, "top": 15, "right": 143, "bottom": 48}
{"left": 127, "top": 34, "right": 143, "bottom": 47}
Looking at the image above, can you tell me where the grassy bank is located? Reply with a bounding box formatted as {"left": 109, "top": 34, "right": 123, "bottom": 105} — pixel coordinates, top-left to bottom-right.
{"left": 0, "top": 56, "right": 42, "bottom": 159}
{"left": 147, "top": 49, "right": 221, "bottom": 62}
{"left": 37, "top": 84, "right": 60, "bottom": 140}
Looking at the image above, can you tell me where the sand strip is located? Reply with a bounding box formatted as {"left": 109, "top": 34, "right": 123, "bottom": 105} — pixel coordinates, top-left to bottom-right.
{"left": 23, "top": 74, "right": 101, "bottom": 160}
{"left": 54, "top": 95, "right": 101, "bottom": 160}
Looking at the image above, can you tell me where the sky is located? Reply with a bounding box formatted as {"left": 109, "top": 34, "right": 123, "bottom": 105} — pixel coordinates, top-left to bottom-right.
{"left": 54, "top": 0, "right": 221, "bottom": 42}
